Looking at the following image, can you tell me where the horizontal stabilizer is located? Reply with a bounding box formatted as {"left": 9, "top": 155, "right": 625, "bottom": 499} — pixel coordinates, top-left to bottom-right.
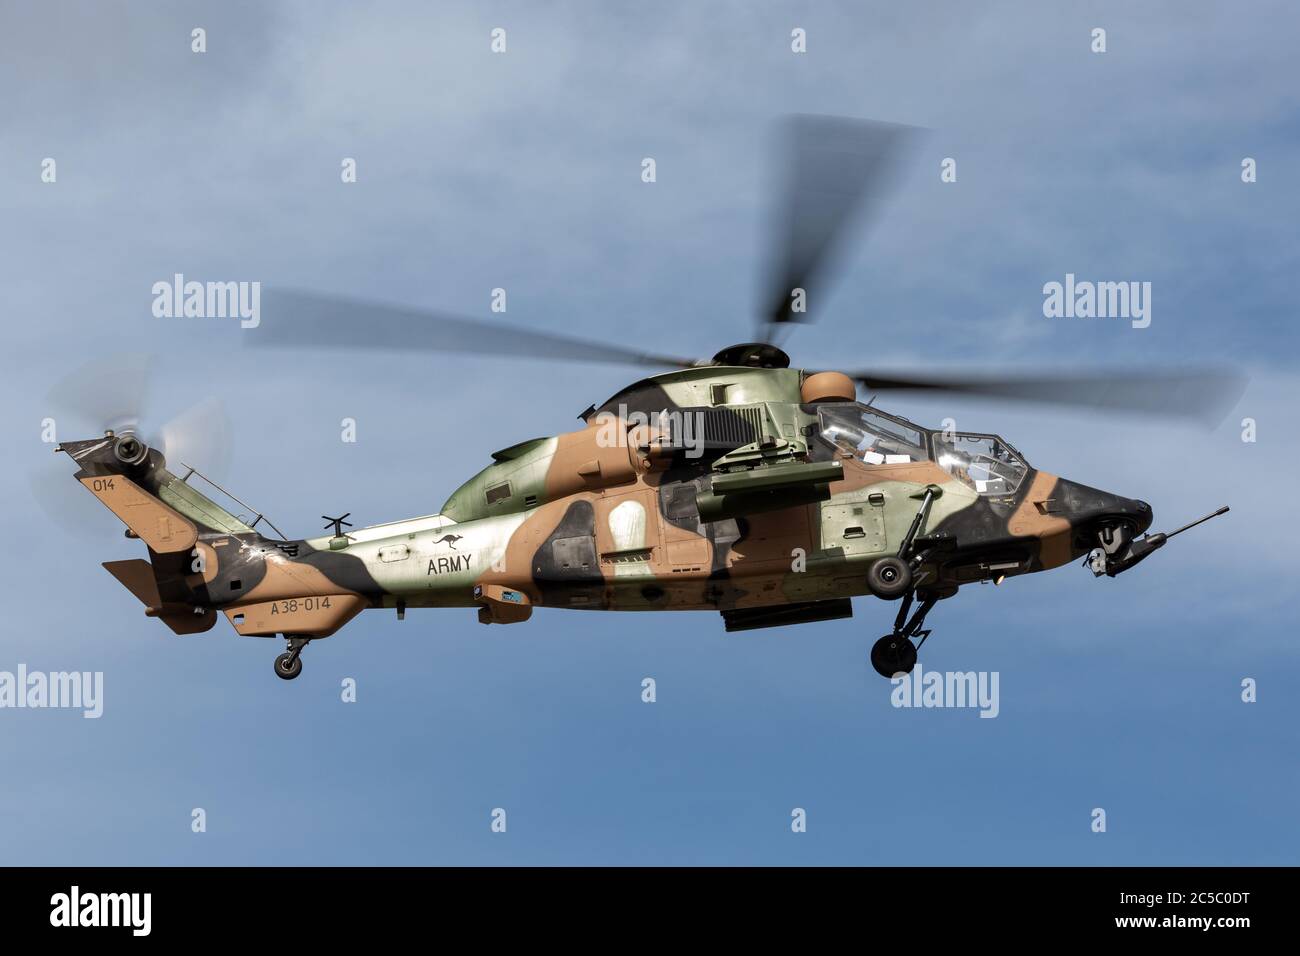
{"left": 103, "top": 559, "right": 162, "bottom": 606}
{"left": 103, "top": 559, "right": 216, "bottom": 635}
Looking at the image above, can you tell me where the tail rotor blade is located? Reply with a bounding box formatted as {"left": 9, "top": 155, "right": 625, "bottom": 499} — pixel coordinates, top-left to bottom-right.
{"left": 157, "top": 397, "right": 233, "bottom": 483}
{"left": 33, "top": 356, "right": 234, "bottom": 538}
{"left": 44, "top": 353, "right": 154, "bottom": 436}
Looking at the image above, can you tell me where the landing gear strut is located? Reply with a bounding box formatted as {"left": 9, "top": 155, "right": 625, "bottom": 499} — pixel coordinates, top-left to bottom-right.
{"left": 870, "top": 487, "right": 944, "bottom": 678}
{"left": 274, "top": 636, "right": 311, "bottom": 681}
{"left": 870, "top": 590, "right": 938, "bottom": 679}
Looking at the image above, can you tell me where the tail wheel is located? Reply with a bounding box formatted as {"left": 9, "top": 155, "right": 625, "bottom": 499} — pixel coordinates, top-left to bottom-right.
{"left": 868, "top": 556, "right": 912, "bottom": 600}
{"left": 274, "top": 652, "right": 303, "bottom": 681}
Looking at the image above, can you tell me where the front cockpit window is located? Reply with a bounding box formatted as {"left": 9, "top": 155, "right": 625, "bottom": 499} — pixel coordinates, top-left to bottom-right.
{"left": 816, "top": 404, "right": 930, "bottom": 464}
{"left": 934, "top": 432, "right": 1027, "bottom": 495}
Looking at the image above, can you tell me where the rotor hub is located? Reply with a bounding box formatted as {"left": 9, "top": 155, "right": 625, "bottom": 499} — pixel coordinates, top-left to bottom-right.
{"left": 112, "top": 432, "right": 149, "bottom": 466}
{"left": 710, "top": 343, "right": 791, "bottom": 369}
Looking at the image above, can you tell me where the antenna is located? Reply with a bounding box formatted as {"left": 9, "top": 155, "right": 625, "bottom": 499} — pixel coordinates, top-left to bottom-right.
{"left": 322, "top": 513, "right": 353, "bottom": 538}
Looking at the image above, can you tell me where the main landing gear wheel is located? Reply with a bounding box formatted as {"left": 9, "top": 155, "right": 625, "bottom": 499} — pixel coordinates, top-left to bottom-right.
{"left": 273, "top": 636, "right": 311, "bottom": 681}
{"left": 871, "top": 634, "right": 917, "bottom": 678}
{"left": 868, "top": 556, "right": 912, "bottom": 599}
{"left": 869, "top": 588, "right": 939, "bottom": 679}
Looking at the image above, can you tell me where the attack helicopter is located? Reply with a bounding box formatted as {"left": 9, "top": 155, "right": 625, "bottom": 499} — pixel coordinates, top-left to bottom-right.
{"left": 48, "top": 116, "right": 1242, "bottom": 680}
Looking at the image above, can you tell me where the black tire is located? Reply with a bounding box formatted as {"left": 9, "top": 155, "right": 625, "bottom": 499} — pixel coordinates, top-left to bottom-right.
{"left": 274, "top": 652, "right": 302, "bottom": 681}
{"left": 868, "top": 556, "right": 912, "bottom": 599}
{"left": 870, "top": 634, "right": 917, "bottom": 679}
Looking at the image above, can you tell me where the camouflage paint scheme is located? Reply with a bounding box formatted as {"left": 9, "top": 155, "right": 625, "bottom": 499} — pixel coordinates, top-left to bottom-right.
{"left": 60, "top": 363, "right": 1152, "bottom": 641}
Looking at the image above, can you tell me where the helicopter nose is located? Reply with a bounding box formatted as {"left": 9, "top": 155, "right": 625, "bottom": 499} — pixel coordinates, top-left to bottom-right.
{"left": 1052, "top": 479, "right": 1154, "bottom": 535}
{"left": 1129, "top": 499, "right": 1154, "bottom": 533}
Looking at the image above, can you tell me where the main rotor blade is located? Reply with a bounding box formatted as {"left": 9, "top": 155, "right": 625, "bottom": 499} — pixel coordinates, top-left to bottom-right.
{"left": 759, "top": 115, "right": 920, "bottom": 341}
{"left": 250, "top": 290, "right": 697, "bottom": 370}
{"left": 847, "top": 367, "right": 1247, "bottom": 426}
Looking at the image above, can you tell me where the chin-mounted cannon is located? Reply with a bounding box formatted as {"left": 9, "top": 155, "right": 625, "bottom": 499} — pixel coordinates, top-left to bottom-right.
{"left": 1087, "top": 506, "right": 1229, "bottom": 578}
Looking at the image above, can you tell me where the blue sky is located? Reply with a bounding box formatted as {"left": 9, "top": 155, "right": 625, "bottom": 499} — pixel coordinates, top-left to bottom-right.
{"left": 1, "top": 0, "right": 1297, "bottom": 864}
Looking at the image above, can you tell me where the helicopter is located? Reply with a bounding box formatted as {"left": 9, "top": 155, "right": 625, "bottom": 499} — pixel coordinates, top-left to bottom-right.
{"left": 48, "top": 116, "right": 1242, "bottom": 681}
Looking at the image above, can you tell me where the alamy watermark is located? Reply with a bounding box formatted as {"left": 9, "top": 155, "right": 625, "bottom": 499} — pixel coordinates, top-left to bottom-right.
{"left": 50, "top": 886, "right": 150, "bottom": 936}
{"left": 891, "top": 664, "right": 999, "bottom": 718}
{"left": 152, "top": 273, "right": 260, "bottom": 328}
{"left": 1042, "top": 273, "right": 1151, "bottom": 329}
{"left": 594, "top": 405, "right": 706, "bottom": 459}
{"left": 0, "top": 665, "right": 103, "bottom": 718}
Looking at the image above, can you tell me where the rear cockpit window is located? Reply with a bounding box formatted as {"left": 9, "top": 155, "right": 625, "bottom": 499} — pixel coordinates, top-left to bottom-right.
{"left": 816, "top": 404, "right": 929, "bottom": 463}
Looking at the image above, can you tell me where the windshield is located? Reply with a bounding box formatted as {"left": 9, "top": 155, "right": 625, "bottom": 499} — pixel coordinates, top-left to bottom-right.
{"left": 816, "top": 404, "right": 930, "bottom": 463}
{"left": 933, "top": 432, "right": 1027, "bottom": 495}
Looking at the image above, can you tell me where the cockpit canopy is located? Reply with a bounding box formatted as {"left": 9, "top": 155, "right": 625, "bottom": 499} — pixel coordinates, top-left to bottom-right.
{"left": 819, "top": 404, "right": 928, "bottom": 464}
{"left": 933, "top": 432, "right": 1027, "bottom": 496}
{"left": 814, "top": 402, "right": 1029, "bottom": 496}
